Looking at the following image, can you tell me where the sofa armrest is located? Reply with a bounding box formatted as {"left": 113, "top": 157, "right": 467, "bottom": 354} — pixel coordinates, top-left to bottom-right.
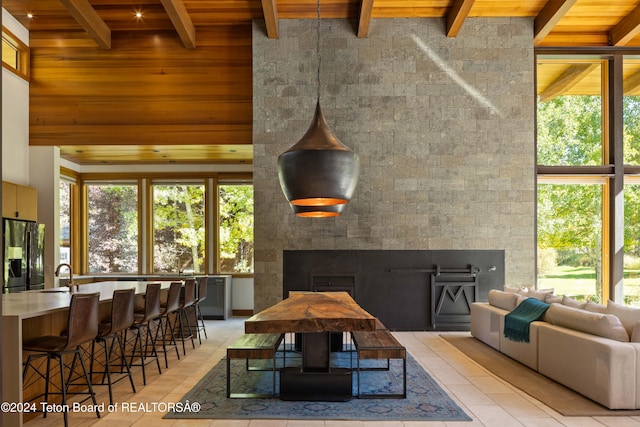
{"left": 470, "top": 302, "right": 508, "bottom": 351}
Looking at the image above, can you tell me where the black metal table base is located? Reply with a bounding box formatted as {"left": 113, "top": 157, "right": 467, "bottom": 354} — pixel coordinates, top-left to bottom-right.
{"left": 279, "top": 367, "right": 353, "bottom": 401}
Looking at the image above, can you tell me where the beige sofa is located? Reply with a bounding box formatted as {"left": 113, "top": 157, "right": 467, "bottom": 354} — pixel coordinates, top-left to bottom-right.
{"left": 470, "top": 290, "right": 640, "bottom": 409}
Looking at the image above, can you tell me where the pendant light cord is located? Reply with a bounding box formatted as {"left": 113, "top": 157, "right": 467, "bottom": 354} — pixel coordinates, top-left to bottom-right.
{"left": 316, "top": 0, "right": 321, "bottom": 102}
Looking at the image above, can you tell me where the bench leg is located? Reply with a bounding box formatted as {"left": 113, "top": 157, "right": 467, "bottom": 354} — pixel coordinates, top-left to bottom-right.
{"left": 357, "top": 356, "right": 406, "bottom": 399}
{"left": 226, "top": 356, "right": 231, "bottom": 398}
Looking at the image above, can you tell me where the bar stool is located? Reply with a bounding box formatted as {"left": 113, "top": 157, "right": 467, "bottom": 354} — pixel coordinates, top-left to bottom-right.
{"left": 193, "top": 276, "right": 208, "bottom": 344}
{"left": 90, "top": 288, "right": 136, "bottom": 406}
{"left": 127, "top": 282, "right": 162, "bottom": 385}
{"left": 175, "top": 278, "right": 196, "bottom": 355}
{"left": 157, "top": 281, "right": 182, "bottom": 368}
{"left": 22, "top": 292, "right": 101, "bottom": 427}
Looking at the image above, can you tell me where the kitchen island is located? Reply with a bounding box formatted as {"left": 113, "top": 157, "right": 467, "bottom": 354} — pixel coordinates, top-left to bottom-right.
{"left": 2, "top": 281, "right": 174, "bottom": 426}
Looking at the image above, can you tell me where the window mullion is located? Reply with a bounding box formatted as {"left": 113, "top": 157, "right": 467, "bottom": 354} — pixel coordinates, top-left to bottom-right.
{"left": 608, "top": 54, "right": 625, "bottom": 302}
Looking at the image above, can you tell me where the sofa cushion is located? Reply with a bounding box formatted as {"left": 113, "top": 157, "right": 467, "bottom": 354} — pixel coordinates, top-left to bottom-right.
{"left": 561, "top": 295, "right": 586, "bottom": 309}
{"left": 528, "top": 289, "right": 552, "bottom": 301}
{"left": 545, "top": 303, "right": 629, "bottom": 342}
{"left": 584, "top": 301, "right": 607, "bottom": 314}
{"left": 607, "top": 300, "right": 640, "bottom": 336}
{"left": 504, "top": 286, "right": 529, "bottom": 296}
{"left": 544, "top": 293, "right": 562, "bottom": 304}
{"left": 488, "top": 290, "right": 519, "bottom": 311}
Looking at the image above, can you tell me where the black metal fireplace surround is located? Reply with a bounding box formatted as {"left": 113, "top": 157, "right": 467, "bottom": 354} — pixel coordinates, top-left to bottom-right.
{"left": 283, "top": 250, "right": 505, "bottom": 331}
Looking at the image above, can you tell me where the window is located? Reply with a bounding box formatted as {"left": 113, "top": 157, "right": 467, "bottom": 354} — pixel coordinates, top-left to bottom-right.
{"left": 536, "top": 60, "right": 604, "bottom": 166}
{"left": 59, "top": 180, "right": 72, "bottom": 264}
{"left": 2, "top": 26, "right": 29, "bottom": 81}
{"left": 219, "top": 184, "right": 254, "bottom": 273}
{"left": 86, "top": 183, "right": 139, "bottom": 273}
{"left": 623, "top": 58, "right": 640, "bottom": 165}
{"left": 536, "top": 58, "right": 606, "bottom": 302}
{"left": 152, "top": 183, "right": 205, "bottom": 274}
{"left": 66, "top": 175, "right": 252, "bottom": 276}
{"left": 537, "top": 181, "right": 603, "bottom": 302}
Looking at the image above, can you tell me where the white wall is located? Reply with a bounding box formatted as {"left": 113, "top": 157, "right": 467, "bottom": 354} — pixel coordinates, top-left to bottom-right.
{"left": 29, "top": 147, "right": 60, "bottom": 287}
{"left": 2, "top": 8, "right": 29, "bottom": 184}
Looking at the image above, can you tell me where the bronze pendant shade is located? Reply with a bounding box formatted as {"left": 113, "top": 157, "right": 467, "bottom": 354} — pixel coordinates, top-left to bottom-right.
{"left": 278, "top": 101, "right": 360, "bottom": 214}
{"left": 291, "top": 203, "right": 345, "bottom": 218}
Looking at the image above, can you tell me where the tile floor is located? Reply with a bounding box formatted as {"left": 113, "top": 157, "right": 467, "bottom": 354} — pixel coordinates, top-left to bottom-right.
{"left": 23, "top": 317, "right": 640, "bottom": 426}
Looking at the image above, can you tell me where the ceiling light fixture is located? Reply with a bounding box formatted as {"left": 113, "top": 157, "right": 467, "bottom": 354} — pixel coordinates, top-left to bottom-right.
{"left": 134, "top": 11, "right": 143, "bottom": 19}
{"left": 277, "top": 0, "right": 359, "bottom": 218}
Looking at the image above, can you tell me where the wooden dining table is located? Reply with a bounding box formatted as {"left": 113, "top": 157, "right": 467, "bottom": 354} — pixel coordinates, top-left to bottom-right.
{"left": 244, "top": 291, "right": 377, "bottom": 401}
{"left": 2, "top": 280, "right": 175, "bottom": 427}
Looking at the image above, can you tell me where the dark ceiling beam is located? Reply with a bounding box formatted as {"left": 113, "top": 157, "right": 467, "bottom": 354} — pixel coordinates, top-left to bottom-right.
{"left": 160, "top": 0, "right": 196, "bottom": 48}
{"left": 446, "top": 0, "right": 476, "bottom": 37}
{"left": 261, "top": 0, "right": 279, "bottom": 39}
{"left": 538, "top": 63, "right": 598, "bottom": 102}
{"left": 534, "top": 0, "right": 578, "bottom": 45}
{"left": 59, "top": 0, "right": 111, "bottom": 49}
{"left": 357, "top": 0, "right": 374, "bottom": 38}
{"left": 609, "top": 4, "right": 640, "bottom": 46}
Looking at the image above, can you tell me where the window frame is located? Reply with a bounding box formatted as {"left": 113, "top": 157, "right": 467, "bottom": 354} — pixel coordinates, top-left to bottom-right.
{"left": 2, "top": 26, "right": 29, "bottom": 81}
{"left": 535, "top": 48, "right": 640, "bottom": 302}
{"left": 69, "top": 172, "right": 253, "bottom": 278}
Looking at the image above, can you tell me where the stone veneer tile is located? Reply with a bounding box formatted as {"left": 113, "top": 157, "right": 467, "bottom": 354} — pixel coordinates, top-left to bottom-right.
{"left": 253, "top": 17, "right": 536, "bottom": 311}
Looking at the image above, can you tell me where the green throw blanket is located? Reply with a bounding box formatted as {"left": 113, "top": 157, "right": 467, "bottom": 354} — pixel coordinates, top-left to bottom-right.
{"left": 503, "top": 297, "right": 550, "bottom": 343}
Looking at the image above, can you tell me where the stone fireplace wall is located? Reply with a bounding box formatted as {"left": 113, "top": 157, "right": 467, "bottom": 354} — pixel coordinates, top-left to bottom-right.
{"left": 253, "top": 17, "right": 535, "bottom": 312}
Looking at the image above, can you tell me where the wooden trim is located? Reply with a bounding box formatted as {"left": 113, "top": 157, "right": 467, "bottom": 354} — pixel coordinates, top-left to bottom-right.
{"left": 59, "top": 0, "right": 111, "bottom": 49}
{"left": 70, "top": 180, "right": 81, "bottom": 276}
{"left": 534, "top": 0, "right": 578, "bottom": 46}
{"left": 211, "top": 177, "right": 220, "bottom": 275}
{"left": 609, "top": 4, "right": 640, "bottom": 47}
{"left": 143, "top": 179, "right": 153, "bottom": 274}
{"left": 446, "top": 0, "right": 476, "bottom": 38}
{"left": 60, "top": 167, "right": 80, "bottom": 181}
{"left": 357, "top": 0, "right": 374, "bottom": 38}
{"left": 137, "top": 180, "right": 144, "bottom": 274}
{"left": 260, "top": 0, "right": 279, "bottom": 39}
{"left": 78, "top": 177, "right": 89, "bottom": 275}
{"left": 160, "top": 0, "right": 196, "bottom": 48}
{"left": 75, "top": 172, "right": 252, "bottom": 181}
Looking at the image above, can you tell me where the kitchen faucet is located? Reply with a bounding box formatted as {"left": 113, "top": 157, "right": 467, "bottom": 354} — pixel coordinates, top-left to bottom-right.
{"left": 55, "top": 263, "right": 74, "bottom": 289}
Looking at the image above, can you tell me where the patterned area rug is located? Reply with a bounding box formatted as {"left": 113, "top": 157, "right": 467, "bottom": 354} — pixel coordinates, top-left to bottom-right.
{"left": 165, "top": 349, "right": 471, "bottom": 421}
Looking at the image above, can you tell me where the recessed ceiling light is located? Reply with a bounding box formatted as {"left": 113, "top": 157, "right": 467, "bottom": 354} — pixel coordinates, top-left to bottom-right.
{"left": 27, "top": 13, "right": 34, "bottom": 19}
{"left": 134, "top": 11, "right": 143, "bottom": 19}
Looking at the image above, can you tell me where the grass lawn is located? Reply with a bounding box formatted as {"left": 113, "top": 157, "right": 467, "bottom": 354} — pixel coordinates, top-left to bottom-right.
{"left": 538, "top": 265, "right": 640, "bottom": 300}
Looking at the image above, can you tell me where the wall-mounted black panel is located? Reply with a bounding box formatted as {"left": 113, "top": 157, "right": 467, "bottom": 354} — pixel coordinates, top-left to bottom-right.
{"left": 283, "top": 250, "right": 505, "bottom": 331}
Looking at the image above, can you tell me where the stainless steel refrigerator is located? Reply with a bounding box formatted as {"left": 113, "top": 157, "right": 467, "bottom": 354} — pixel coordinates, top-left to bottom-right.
{"left": 3, "top": 219, "right": 45, "bottom": 293}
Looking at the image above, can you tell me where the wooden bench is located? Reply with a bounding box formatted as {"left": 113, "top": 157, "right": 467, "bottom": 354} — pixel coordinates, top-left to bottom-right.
{"left": 351, "top": 323, "right": 406, "bottom": 399}
{"left": 226, "top": 333, "right": 284, "bottom": 398}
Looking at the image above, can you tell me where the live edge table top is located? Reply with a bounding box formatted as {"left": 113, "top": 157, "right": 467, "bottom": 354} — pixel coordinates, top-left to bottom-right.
{"left": 244, "top": 291, "right": 377, "bottom": 334}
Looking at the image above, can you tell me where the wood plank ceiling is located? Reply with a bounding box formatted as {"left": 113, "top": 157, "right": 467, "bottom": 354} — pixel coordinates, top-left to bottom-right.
{"left": 3, "top": 0, "right": 640, "bottom": 165}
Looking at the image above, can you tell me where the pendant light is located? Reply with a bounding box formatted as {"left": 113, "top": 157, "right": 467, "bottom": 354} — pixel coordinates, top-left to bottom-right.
{"left": 292, "top": 203, "right": 345, "bottom": 218}
{"left": 277, "top": 0, "right": 360, "bottom": 217}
